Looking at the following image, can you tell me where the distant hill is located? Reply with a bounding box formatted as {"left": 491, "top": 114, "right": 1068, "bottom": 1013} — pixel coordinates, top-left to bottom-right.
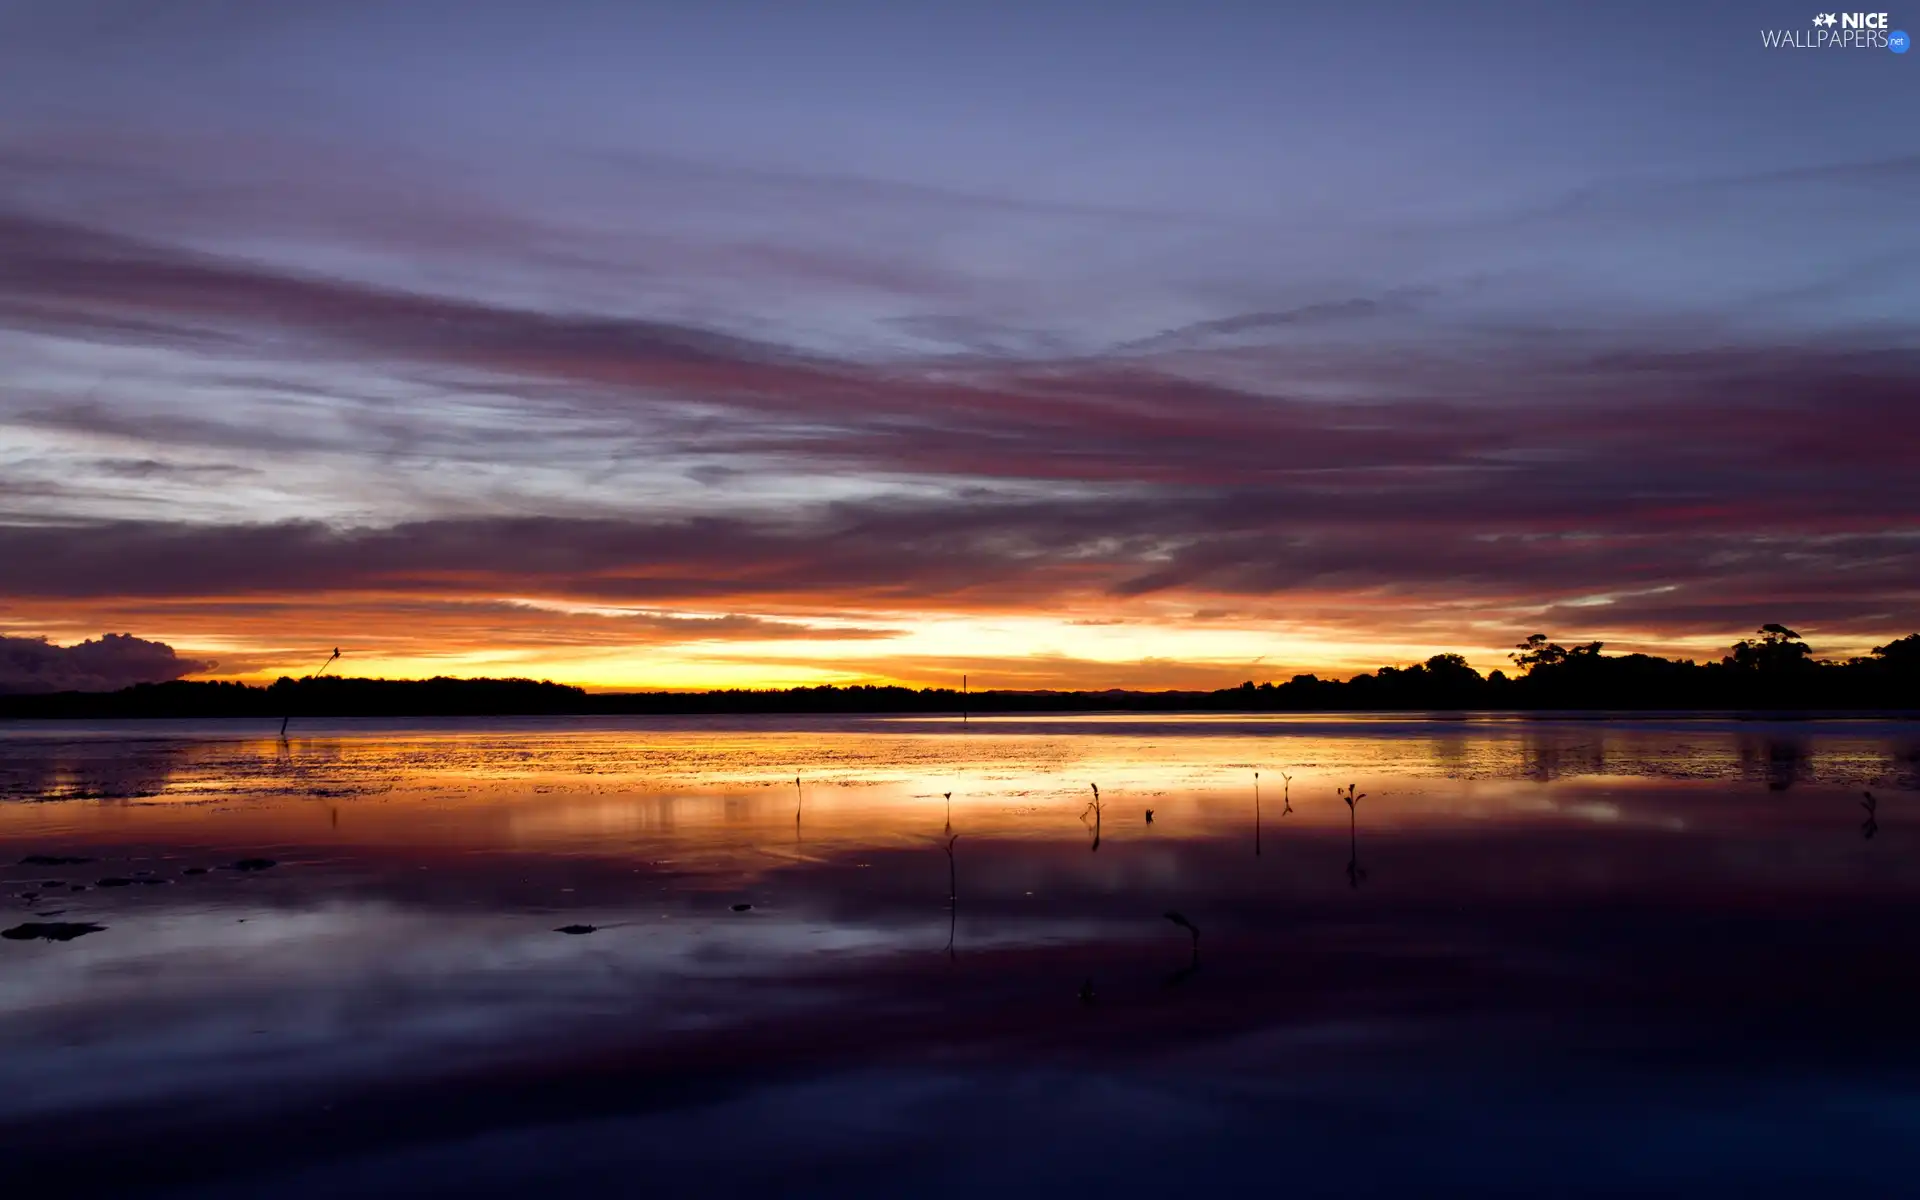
{"left": 1, "top": 629, "right": 1914, "bottom": 719}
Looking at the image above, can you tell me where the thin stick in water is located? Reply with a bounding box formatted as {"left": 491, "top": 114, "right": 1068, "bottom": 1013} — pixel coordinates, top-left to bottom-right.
{"left": 279, "top": 647, "right": 340, "bottom": 739}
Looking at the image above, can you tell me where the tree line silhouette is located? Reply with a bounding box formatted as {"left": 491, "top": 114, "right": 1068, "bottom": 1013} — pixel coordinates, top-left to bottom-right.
{"left": 1, "top": 626, "right": 1913, "bottom": 719}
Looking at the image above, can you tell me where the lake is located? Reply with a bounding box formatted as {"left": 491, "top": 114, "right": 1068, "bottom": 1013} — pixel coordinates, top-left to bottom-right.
{"left": 3, "top": 714, "right": 1917, "bottom": 1196}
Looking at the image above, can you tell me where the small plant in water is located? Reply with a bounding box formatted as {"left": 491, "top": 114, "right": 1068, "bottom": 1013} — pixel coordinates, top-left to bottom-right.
{"left": 1861, "top": 791, "right": 1879, "bottom": 840}
{"left": 1339, "top": 783, "right": 1367, "bottom": 888}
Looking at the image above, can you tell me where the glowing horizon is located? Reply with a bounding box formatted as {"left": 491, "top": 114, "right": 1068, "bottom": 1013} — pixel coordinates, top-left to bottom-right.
{"left": 3, "top": 605, "right": 1892, "bottom": 694}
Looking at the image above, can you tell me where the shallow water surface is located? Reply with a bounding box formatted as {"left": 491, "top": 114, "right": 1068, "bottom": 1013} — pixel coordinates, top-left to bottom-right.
{"left": 3, "top": 715, "right": 1917, "bottom": 1196}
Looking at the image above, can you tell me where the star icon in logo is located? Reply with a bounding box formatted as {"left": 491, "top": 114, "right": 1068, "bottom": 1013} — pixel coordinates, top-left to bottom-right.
{"left": 1812, "top": 12, "right": 1835, "bottom": 25}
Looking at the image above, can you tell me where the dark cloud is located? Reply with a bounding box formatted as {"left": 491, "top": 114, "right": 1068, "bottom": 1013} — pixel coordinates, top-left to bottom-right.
{"left": 0, "top": 226, "right": 1915, "bottom": 636}
{"left": 0, "top": 208, "right": 799, "bottom": 377}
{"left": 3, "top": 206, "right": 1915, "bottom": 482}
{"left": 89, "top": 458, "right": 260, "bottom": 480}
{"left": 508, "top": 605, "right": 898, "bottom": 643}
{"left": 1, "top": 207, "right": 1917, "bottom": 662}
{"left": 1113, "top": 289, "right": 1434, "bottom": 354}
{"left": 3, "top": 501, "right": 1915, "bottom": 649}
{"left": 0, "top": 633, "right": 211, "bottom": 693}
{"left": 5, "top": 205, "right": 1914, "bottom": 501}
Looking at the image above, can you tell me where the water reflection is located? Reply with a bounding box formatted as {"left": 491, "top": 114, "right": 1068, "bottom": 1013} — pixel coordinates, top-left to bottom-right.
{"left": 0, "top": 738, "right": 180, "bottom": 802}
{"left": 1253, "top": 771, "right": 1263, "bottom": 856}
{"left": 1163, "top": 910, "right": 1200, "bottom": 986}
{"left": 2, "top": 715, "right": 1918, "bottom": 1195}
{"left": 1519, "top": 734, "right": 1609, "bottom": 783}
{"left": 1081, "top": 782, "right": 1103, "bottom": 852}
{"left": 5, "top": 715, "right": 1916, "bottom": 804}
{"left": 1740, "top": 736, "right": 1815, "bottom": 792}
{"left": 942, "top": 833, "right": 959, "bottom": 960}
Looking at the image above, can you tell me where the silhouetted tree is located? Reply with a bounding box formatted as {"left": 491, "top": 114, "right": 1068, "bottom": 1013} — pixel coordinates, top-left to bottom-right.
{"left": 1516, "top": 636, "right": 1604, "bottom": 672}
{"left": 1862, "top": 633, "right": 1920, "bottom": 672}
{"left": 7, "top": 623, "right": 1918, "bottom": 719}
{"left": 1724, "top": 624, "right": 1814, "bottom": 673}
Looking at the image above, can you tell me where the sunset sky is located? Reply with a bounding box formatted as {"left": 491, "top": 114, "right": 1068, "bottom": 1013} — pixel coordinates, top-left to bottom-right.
{"left": 1, "top": 0, "right": 1915, "bottom": 692}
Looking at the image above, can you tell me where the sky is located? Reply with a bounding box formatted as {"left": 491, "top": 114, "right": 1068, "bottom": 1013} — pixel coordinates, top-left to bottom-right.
{"left": 0, "top": 0, "right": 1915, "bottom": 691}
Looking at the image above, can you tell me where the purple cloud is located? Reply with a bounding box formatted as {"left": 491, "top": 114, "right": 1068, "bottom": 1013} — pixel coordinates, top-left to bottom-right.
{"left": 0, "top": 633, "right": 211, "bottom": 694}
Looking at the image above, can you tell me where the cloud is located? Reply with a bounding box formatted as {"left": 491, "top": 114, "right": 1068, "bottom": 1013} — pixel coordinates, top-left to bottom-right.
{"left": 0, "top": 207, "right": 801, "bottom": 380}
{"left": 498, "top": 601, "right": 898, "bottom": 642}
{"left": 3, "top": 501, "right": 1914, "bottom": 651}
{"left": 1112, "top": 290, "right": 1434, "bottom": 354}
{"left": 0, "top": 633, "right": 211, "bottom": 693}
{"left": 5, "top": 204, "right": 1914, "bottom": 498}
{"left": 1, "top": 178, "right": 1918, "bottom": 678}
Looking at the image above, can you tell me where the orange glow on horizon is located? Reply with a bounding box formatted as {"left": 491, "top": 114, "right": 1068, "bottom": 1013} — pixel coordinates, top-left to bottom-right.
{"left": 4, "top": 591, "right": 1890, "bottom": 693}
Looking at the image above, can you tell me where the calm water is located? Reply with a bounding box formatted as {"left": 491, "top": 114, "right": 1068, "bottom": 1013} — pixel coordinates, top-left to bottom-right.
{"left": 3, "top": 714, "right": 1918, "bottom": 1196}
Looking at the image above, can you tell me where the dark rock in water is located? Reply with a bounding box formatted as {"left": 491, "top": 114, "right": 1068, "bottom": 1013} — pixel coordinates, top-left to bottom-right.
{"left": 42, "top": 881, "right": 62, "bottom": 888}
{"left": 18, "top": 893, "right": 39, "bottom": 902}
{"left": 19, "top": 855, "right": 94, "bottom": 867}
{"left": 231, "top": 858, "right": 278, "bottom": 872}
{"left": 3, "top": 922, "right": 106, "bottom": 942}
{"left": 34, "top": 910, "right": 65, "bottom": 918}
{"left": 554, "top": 924, "right": 598, "bottom": 935}
{"left": 134, "top": 870, "right": 155, "bottom": 877}
{"left": 183, "top": 867, "right": 208, "bottom": 876}
{"left": 97, "top": 878, "right": 134, "bottom": 888}
{"left": 731, "top": 903, "right": 754, "bottom": 912}
{"left": 69, "top": 885, "right": 87, "bottom": 892}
